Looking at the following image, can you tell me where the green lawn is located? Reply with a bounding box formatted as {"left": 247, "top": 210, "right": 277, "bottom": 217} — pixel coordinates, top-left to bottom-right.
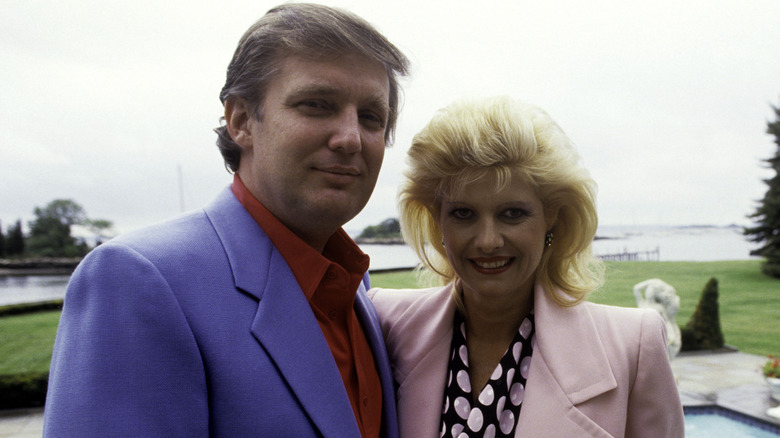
{"left": 371, "top": 260, "right": 780, "bottom": 357}
{"left": 0, "top": 260, "right": 777, "bottom": 377}
{"left": 0, "top": 310, "right": 60, "bottom": 374}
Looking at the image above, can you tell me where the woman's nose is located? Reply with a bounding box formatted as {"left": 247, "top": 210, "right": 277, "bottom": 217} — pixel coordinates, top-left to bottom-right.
{"left": 475, "top": 220, "right": 503, "bottom": 252}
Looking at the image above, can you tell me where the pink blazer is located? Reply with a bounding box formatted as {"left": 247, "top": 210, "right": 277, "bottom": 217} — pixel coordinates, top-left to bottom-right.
{"left": 368, "top": 282, "right": 684, "bottom": 438}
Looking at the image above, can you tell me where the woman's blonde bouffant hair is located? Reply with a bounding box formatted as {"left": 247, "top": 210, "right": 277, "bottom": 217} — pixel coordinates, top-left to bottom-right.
{"left": 399, "top": 96, "right": 604, "bottom": 306}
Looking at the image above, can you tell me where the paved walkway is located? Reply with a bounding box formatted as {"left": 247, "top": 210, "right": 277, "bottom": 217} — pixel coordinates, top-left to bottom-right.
{"left": 673, "top": 349, "right": 780, "bottom": 426}
{"left": 1, "top": 351, "right": 778, "bottom": 437}
{"left": 0, "top": 408, "right": 42, "bottom": 438}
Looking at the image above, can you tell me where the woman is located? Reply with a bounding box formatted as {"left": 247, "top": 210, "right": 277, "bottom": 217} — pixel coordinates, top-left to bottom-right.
{"left": 369, "top": 97, "right": 684, "bottom": 438}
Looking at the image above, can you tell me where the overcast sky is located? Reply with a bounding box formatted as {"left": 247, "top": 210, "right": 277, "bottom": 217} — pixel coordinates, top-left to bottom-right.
{"left": 2, "top": 0, "right": 779, "bottom": 239}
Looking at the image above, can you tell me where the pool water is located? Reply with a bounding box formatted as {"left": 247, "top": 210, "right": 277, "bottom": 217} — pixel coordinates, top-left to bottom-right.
{"left": 685, "top": 407, "right": 780, "bottom": 437}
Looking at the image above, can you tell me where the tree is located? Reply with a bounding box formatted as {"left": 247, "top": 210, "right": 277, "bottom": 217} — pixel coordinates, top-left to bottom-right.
{"left": 84, "top": 219, "right": 114, "bottom": 246}
{"left": 5, "top": 220, "right": 25, "bottom": 256}
{"left": 359, "top": 218, "right": 401, "bottom": 239}
{"left": 745, "top": 102, "right": 780, "bottom": 278}
{"left": 680, "top": 278, "right": 724, "bottom": 351}
{"left": 0, "top": 220, "right": 5, "bottom": 258}
{"left": 26, "top": 199, "right": 88, "bottom": 257}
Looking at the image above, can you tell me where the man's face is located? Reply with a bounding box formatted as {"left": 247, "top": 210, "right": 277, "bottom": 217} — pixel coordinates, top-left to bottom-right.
{"left": 236, "top": 53, "right": 389, "bottom": 250}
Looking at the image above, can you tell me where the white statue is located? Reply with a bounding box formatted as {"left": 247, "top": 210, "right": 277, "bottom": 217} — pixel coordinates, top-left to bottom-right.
{"left": 633, "top": 279, "right": 682, "bottom": 360}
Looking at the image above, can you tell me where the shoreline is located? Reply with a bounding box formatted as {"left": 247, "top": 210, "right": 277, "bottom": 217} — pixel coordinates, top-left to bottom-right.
{"left": 0, "top": 258, "right": 80, "bottom": 276}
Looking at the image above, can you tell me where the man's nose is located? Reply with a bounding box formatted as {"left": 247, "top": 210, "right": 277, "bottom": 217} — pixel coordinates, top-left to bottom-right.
{"left": 328, "top": 110, "right": 362, "bottom": 153}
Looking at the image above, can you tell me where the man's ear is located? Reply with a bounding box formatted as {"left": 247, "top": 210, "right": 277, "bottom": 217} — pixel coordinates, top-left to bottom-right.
{"left": 224, "top": 98, "right": 253, "bottom": 149}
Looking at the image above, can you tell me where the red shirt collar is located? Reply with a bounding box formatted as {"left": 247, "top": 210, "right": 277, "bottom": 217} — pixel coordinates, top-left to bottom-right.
{"left": 230, "top": 174, "right": 369, "bottom": 299}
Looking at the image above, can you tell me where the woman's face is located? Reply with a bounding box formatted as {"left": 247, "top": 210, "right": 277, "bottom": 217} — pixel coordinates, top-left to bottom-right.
{"left": 439, "top": 174, "right": 554, "bottom": 306}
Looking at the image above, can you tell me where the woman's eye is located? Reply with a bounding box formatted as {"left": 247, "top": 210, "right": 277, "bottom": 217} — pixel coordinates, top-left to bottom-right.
{"left": 450, "top": 208, "right": 472, "bottom": 220}
{"left": 503, "top": 208, "right": 528, "bottom": 220}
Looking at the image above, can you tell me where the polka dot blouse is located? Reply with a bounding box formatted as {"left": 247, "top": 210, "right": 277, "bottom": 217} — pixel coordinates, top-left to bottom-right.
{"left": 439, "top": 311, "right": 535, "bottom": 438}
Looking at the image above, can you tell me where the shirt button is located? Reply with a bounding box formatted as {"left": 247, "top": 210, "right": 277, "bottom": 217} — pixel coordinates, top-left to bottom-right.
{"left": 329, "top": 310, "right": 337, "bottom": 320}
{"left": 362, "top": 396, "right": 369, "bottom": 407}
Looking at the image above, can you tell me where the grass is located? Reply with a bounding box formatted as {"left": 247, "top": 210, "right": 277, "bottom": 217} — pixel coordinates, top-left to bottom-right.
{"left": 0, "top": 310, "right": 60, "bottom": 375}
{"left": 371, "top": 260, "right": 780, "bottom": 357}
{"left": 0, "top": 260, "right": 777, "bottom": 378}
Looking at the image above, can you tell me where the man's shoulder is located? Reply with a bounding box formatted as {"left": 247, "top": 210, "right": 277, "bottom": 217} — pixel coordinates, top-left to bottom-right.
{"left": 107, "top": 185, "right": 248, "bottom": 254}
{"left": 110, "top": 209, "right": 214, "bottom": 252}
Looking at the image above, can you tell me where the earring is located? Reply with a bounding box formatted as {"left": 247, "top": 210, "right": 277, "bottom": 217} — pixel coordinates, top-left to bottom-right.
{"left": 544, "top": 231, "right": 554, "bottom": 247}
{"left": 441, "top": 239, "right": 446, "bottom": 247}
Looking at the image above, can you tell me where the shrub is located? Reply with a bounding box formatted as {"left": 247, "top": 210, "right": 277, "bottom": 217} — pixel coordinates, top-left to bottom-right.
{"left": 0, "top": 372, "right": 48, "bottom": 409}
{"left": 680, "top": 277, "right": 724, "bottom": 351}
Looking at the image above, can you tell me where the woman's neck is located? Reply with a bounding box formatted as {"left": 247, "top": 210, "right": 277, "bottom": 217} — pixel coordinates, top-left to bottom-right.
{"left": 460, "top": 283, "right": 534, "bottom": 398}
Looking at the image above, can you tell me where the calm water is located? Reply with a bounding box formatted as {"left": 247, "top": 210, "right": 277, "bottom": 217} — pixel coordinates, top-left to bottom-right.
{"left": 685, "top": 413, "right": 780, "bottom": 437}
{"left": 0, "top": 225, "right": 762, "bottom": 306}
{"left": 0, "top": 274, "right": 70, "bottom": 306}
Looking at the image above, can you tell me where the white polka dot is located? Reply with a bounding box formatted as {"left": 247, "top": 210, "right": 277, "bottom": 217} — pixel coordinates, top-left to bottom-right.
{"left": 443, "top": 396, "right": 450, "bottom": 414}
{"left": 440, "top": 423, "right": 445, "bottom": 438}
{"left": 531, "top": 334, "right": 537, "bottom": 349}
{"left": 512, "top": 341, "right": 521, "bottom": 362}
{"left": 520, "top": 356, "right": 532, "bottom": 379}
{"left": 457, "top": 433, "right": 469, "bottom": 438}
{"left": 496, "top": 396, "right": 506, "bottom": 418}
{"left": 459, "top": 345, "right": 469, "bottom": 366}
{"left": 506, "top": 368, "right": 515, "bottom": 389}
{"left": 478, "top": 384, "right": 495, "bottom": 405}
{"left": 510, "top": 382, "right": 525, "bottom": 405}
{"left": 460, "top": 322, "right": 467, "bottom": 338}
{"left": 483, "top": 424, "right": 496, "bottom": 438}
{"left": 467, "top": 408, "right": 484, "bottom": 431}
{"left": 454, "top": 396, "right": 471, "bottom": 419}
{"left": 520, "top": 318, "right": 533, "bottom": 338}
{"left": 490, "top": 363, "right": 503, "bottom": 380}
{"left": 451, "top": 424, "right": 465, "bottom": 437}
{"left": 448, "top": 370, "right": 453, "bottom": 386}
{"left": 457, "top": 370, "right": 471, "bottom": 393}
{"left": 500, "top": 410, "right": 515, "bottom": 434}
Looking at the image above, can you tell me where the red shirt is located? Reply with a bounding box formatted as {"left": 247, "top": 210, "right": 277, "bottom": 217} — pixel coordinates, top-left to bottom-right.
{"left": 231, "top": 175, "right": 382, "bottom": 438}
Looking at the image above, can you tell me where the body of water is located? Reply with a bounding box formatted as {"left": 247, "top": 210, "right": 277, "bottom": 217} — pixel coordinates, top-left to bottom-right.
{"left": 0, "top": 225, "right": 762, "bottom": 306}
{"left": 0, "top": 274, "right": 71, "bottom": 306}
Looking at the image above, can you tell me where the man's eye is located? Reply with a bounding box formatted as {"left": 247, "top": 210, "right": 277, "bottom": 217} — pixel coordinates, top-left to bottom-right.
{"left": 360, "top": 111, "right": 386, "bottom": 130}
{"left": 298, "top": 100, "right": 329, "bottom": 111}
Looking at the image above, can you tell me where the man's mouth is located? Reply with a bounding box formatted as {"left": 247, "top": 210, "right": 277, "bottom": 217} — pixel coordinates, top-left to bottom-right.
{"left": 316, "top": 165, "right": 360, "bottom": 176}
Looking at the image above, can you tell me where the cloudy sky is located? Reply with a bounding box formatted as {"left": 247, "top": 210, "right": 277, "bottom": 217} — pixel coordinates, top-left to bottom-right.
{"left": 2, "top": 0, "right": 779, "bottom": 239}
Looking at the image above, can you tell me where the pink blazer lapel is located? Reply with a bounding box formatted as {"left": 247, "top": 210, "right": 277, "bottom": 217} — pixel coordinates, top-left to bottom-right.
{"left": 378, "top": 285, "right": 458, "bottom": 438}
{"left": 515, "top": 284, "right": 617, "bottom": 437}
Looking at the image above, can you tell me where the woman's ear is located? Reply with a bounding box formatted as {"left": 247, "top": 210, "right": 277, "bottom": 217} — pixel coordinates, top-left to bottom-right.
{"left": 224, "top": 98, "right": 253, "bottom": 149}
{"left": 545, "top": 206, "right": 560, "bottom": 230}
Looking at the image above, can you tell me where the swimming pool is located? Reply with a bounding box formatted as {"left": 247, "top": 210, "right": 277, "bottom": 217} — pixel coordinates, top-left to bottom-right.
{"left": 684, "top": 406, "right": 780, "bottom": 437}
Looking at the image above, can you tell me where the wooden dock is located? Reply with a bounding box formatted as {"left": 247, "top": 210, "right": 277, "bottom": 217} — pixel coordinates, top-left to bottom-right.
{"left": 596, "top": 247, "right": 660, "bottom": 262}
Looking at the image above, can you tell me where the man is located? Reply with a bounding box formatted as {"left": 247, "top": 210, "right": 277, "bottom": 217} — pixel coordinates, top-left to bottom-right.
{"left": 43, "top": 4, "right": 409, "bottom": 437}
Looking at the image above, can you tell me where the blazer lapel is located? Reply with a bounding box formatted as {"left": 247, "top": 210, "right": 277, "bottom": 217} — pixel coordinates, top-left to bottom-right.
{"left": 251, "top": 251, "right": 360, "bottom": 438}
{"left": 388, "top": 285, "right": 457, "bottom": 438}
{"left": 355, "top": 279, "right": 399, "bottom": 438}
{"left": 204, "top": 187, "right": 360, "bottom": 438}
{"left": 515, "top": 283, "right": 617, "bottom": 437}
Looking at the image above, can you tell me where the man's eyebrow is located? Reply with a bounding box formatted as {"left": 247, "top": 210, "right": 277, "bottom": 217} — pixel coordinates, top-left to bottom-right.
{"left": 288, "top": 84, "right": 390, "bottom": 113}
{"left": 287, "top": 84, "right": 339, "bottom": 98}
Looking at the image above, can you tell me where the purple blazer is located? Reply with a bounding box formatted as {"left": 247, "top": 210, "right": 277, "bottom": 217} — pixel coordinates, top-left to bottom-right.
{"left": 369, "top": 283, "right": 684, "bottom": 438}
{"left": 44, "top": 186, "right": 398, "bottom": 438}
